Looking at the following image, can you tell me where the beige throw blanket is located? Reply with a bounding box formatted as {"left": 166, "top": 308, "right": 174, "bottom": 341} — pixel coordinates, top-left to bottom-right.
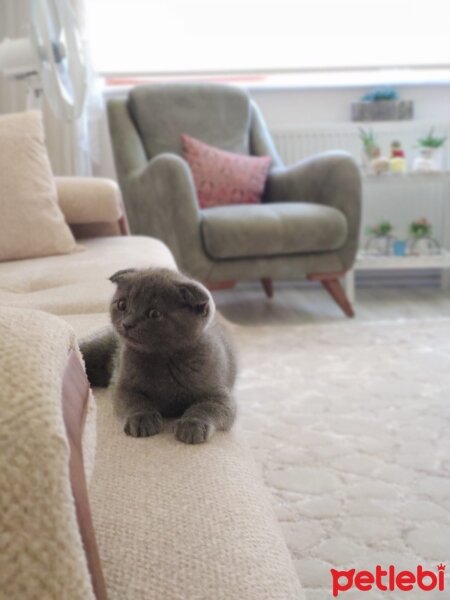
{"left": 0, "top": 307, "right": 95, "bottom": 600}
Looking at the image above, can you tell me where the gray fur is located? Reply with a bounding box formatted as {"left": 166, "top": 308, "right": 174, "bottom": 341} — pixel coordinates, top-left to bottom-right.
{"left": 80, "top": 326, "right": 119, "bottom": 387}
{"left": 80, "top": 268, "right": 237, "bottom": 444}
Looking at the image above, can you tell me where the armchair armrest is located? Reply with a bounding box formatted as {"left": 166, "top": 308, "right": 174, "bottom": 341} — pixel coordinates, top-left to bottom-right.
{"left": 56, "top": 177, "right": 125, "bottom": 225}
{"left": 265, "top": 151, "right": 362, "bottom": 271}
{"left": 128, "top": 154, "right": 210, "bottom": 276}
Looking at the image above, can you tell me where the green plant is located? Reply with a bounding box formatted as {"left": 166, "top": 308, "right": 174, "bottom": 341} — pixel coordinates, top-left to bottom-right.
{"left": 409, "top": 217, "right": 432, "bottom": 238}
{"left": 362, "top": 87, "right": 398, "bottom": 102}
{"left": 366, "top": 221, "right": 394, "bottom": 237}
{"left": 417, "top": 128, "right": 447, "bottom": 149}
{"left": 358, "top": 127, "right": 379, "bottom": 158}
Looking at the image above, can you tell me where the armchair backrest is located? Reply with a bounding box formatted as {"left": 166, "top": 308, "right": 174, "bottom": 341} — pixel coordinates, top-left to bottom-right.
{"left": 128, "top": 83, "right": 252, "bottom": 159}
{"left": 108, "top": 83, "right": 283, "bottom": 190}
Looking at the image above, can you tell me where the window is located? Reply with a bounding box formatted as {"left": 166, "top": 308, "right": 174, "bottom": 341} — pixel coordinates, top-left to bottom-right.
{"left": 86, "top": 0, "right": 450, "bottom": 75}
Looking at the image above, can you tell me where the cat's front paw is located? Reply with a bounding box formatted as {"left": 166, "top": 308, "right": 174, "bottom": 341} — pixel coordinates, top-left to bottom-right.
{"left": 124, "top": 412, "right": 163, "bottom": 438}
{"left": 175, "top": 418, "right": 213, "bottom": 444}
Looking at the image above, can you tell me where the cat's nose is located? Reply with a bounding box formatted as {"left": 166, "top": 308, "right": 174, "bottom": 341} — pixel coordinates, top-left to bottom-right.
{"left": 122, "top": 319, "right": 135, "bottom": 331}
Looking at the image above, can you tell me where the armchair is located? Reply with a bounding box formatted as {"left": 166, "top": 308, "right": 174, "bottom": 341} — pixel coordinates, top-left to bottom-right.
{"left": 108, "top": 83, "right": 361, "bottom": 317}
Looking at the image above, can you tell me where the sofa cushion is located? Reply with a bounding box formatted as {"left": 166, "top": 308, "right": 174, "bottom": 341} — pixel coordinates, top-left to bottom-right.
{"left": 128, "top": 83, "right": 251, "bottom": 158}
{"left": 0, "top": 111, "right": 77, "bottom": 261}
{"left": 0, "top": 235, "right": 176, "bottom": 316}
{"left": 89, "top": 389, "right": 303, "bottom": 600}
{"left": 182, "top": 134, "right": 271, "bottom": 209}
{"left": 200, "top": 202, "right": 348, "bottom": 260}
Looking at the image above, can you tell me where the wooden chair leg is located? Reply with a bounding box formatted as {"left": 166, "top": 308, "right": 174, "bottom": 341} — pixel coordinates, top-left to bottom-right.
{"left": 307, "top": 272, "right": 354, "bottom": 318}
{"left": 261, "top": 278, "right": 274, "bottom": 299}
{"left": 205, "top": 280, "right": 236, "bottom": 291}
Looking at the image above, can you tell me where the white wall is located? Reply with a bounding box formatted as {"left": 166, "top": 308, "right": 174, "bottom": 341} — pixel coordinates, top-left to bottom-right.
{"left": 252, "top": 85, "right": 450, "bottom": 128}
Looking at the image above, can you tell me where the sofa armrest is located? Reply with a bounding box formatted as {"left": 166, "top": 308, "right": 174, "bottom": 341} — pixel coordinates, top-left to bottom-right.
{"left": 56, "top": 177, "right": 129, "bottom": 234}
{"left": 0, "top": 307, "right": 102, "bottom": 600}
{"left": 265, "top": 151, "right": 362, "bottom": 271}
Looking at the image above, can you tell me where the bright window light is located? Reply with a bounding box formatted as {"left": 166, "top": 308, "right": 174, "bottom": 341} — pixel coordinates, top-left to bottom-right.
{"left": 86, "top": 0, "right": 450, "bottom": 74}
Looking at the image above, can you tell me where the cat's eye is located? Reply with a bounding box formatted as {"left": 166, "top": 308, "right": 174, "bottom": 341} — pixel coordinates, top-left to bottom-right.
{"left": 147, "top": 309, "right": 162, "bottom": 320}
{"left": 117, "top": 299, "right": 127, "bottom": 311}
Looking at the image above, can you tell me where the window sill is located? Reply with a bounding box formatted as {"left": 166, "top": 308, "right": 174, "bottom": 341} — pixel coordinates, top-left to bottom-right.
{"left": 103, "top": 67, "right": 450, "bottom": 94}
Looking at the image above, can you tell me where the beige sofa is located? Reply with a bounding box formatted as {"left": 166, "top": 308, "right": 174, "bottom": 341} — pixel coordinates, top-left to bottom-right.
{"left": 0, "top": 177, "right": 303, "bottom": 600}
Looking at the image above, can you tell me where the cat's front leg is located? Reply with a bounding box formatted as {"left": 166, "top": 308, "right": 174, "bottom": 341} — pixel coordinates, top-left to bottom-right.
{"left": 80, "top": 326, "right": 118, "bottom": 387}
{"left": 113, "top": 386, "right": 163, "bottom": 438}
{"left": 175, "top": 396, "right": 236, "bottom": 444}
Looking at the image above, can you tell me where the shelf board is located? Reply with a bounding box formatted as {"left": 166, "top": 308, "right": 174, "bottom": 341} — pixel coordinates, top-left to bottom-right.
{"left": 356, "top": 250, "right": 450, "bottom": 270}
{"left": 363, "top": 172, "right": 450, "bottom": 183}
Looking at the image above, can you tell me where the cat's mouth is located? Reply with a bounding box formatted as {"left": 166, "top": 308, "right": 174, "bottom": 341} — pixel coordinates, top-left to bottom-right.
{"left": 119, "top": 329, "right": 153, "bottom": 351}
{"left": 119, "top": 328, "right": 140, "bottom": 343}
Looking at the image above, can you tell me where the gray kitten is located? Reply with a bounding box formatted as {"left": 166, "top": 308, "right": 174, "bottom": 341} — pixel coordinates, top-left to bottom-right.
{"left": 80, "top": 268, "right": 237, "bottom": 444}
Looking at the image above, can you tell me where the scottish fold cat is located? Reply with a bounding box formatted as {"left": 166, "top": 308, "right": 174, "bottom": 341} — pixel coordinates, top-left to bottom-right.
{"left": 80, "top": 268, "right": 237, "bottom": 444}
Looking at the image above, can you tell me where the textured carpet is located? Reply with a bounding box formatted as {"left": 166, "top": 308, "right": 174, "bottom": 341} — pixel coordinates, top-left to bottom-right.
{"left": 232, "top": 318, "right": 450, "bottom": 600}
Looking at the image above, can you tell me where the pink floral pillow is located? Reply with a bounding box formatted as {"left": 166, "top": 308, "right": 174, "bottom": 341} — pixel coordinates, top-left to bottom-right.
{"left": 181, "top": 134, "right": 271, "bottom": 209}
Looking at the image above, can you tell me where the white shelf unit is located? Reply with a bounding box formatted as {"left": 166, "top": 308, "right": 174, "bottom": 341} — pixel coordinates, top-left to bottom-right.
{"left": 346, "top": 249, "right": 450, "bottom": 302}
{"left": 357, "top": 251, "right": 450, "bottom": 270}
{"left": 344, "top": 172, "right": 450, "bottom": 302}
{"left": 343, "top": 173, "right": 450, "bottom": 302}
{"left": 361, "top": 173, "right": 450, "bottom": 247}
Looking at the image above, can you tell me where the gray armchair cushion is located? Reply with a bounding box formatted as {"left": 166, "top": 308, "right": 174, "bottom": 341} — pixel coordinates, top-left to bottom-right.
{"left": 129, "top": 84, "right": 251, "bottom": 159}
{"left": 200, "top": 202, "right": 347, "bottom": 260}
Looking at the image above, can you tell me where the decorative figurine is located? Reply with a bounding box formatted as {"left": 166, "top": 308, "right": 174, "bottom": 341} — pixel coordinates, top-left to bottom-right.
{"left": 389, "top": 140, "right": 407, "bottom": 174}
{"left": 370, "top": 147, "right": 390, "bottom": 175}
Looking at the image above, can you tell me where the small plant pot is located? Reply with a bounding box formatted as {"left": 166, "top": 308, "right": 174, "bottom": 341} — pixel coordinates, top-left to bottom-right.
{"left": 366, "top": 234, "right": 395, "bottom": 255}
{"left": 361, "top": 150, "right": 378, "bottom": 173}
{"left": 409, "top": 236, "right": 441, "bottom": 255}
{"left": 390, "top": 157, "right": 407, "bottom": 174}
{"left": 352, "top": 100, "right": 414, "bottom": 122}
{"left": 413, "top": 147, "right": 444, "bottom": 173}
{"left": 369, "top": 156, "right": 390, "bottom": 175}
{"left": 393, "top": 240, "right": 407, "bottom": 256}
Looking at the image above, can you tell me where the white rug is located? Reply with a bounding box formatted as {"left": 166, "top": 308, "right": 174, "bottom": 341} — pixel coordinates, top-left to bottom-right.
{"left": 232, "top": 319, "right": 450, "bottom": 600}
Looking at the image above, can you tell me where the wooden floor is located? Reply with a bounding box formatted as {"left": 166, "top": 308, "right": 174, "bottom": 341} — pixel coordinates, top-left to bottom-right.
{"left": 212, "top": 283, "right": 450, "bottom": 326}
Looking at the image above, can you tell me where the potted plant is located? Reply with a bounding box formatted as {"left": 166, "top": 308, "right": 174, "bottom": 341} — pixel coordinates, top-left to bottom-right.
{"left": 359, "top": 128, "right": 378, "bottom": 159}
{"left": 413, "top": 128, "right": 447, "bottom": 173}
{"left": 358, "top": 128, "right": 389, "bottom": 174}
{"left": 408, "top": 217, "right": 440, "bottom": 254}
{"left": 365, "top": 220, "right": 395, "bottom": 255}
{"left": 352, "top": 87, "right": 413, "bottom": 121}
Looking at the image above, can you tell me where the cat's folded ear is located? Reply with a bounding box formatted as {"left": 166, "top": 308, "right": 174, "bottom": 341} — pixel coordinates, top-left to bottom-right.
{"left": 109, "top": 269, "right": 137, "bottom": 284}
{"left": 178, "top": 282, "right": 211, "bottom": 317}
